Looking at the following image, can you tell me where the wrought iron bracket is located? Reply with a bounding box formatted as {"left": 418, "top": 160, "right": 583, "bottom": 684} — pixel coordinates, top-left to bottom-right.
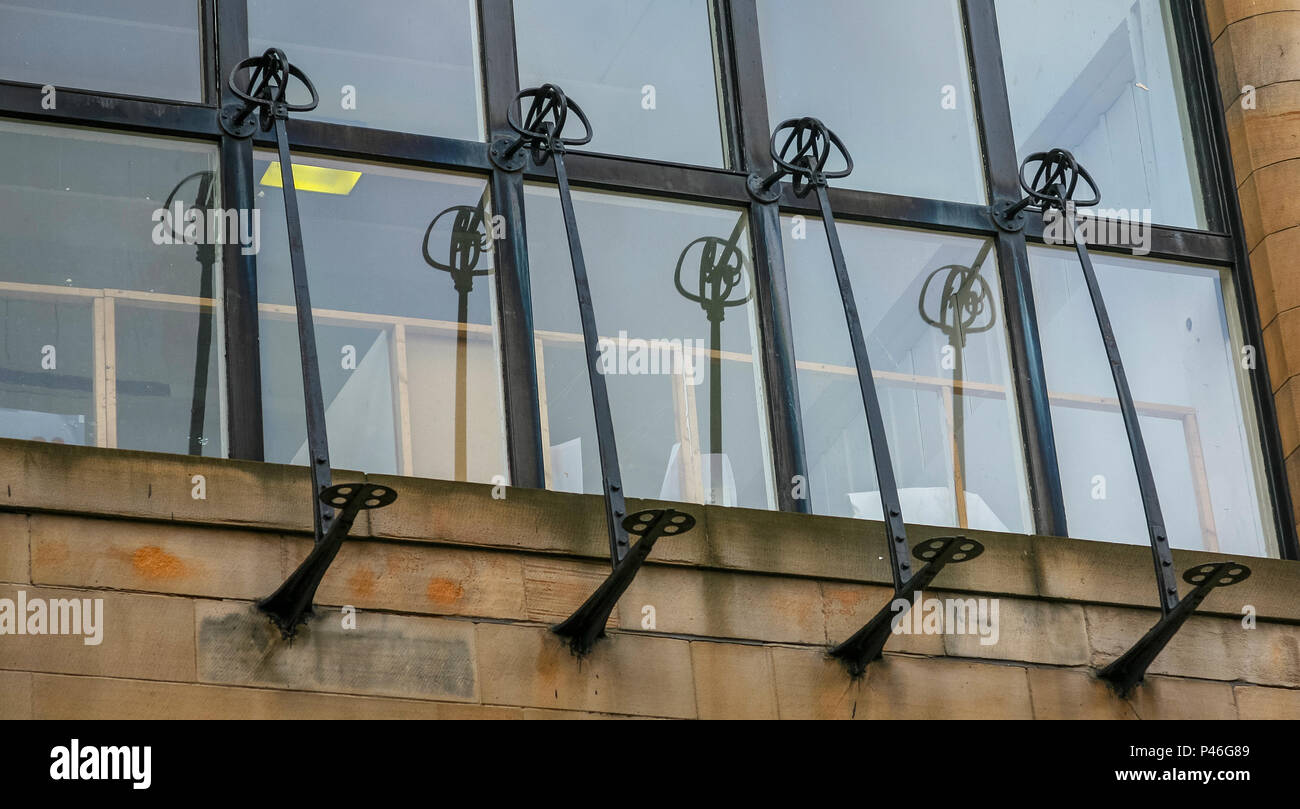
{"left": 225, "top": 49, "right": 397, "bottom": 637}
{"left": 553, "top": 508, "right": 696, "bottom": 655}
{"left": 1005, "top": 148, "right": 1253, "bottom": 695}
{"left": 1099, "top": 562, "right": 1251, "bottom": 697}
{"left": 259, "top": 483, "right": 397, "bottom": 637}
{"left": 503, "top": 84, "right": 696, "bottom": 655}
{"left": 830, "top": 537, "right": 985, "bottom": 677}
{"left": 757, "top": 118, "right": 984, "bottom": 677}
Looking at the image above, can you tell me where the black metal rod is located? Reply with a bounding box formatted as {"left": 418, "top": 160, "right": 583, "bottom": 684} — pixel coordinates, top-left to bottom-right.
{"left": 1064, "top": 208, "right": 1178, "bottom": 615}
{"left": 552, "top": 149, "right": 630, "bottom": 567}
{"left": 272, "top": 116, "right": 335, "bottom": 542}
{"left": 812, "top": 183, "right": 911, "bottom": 590}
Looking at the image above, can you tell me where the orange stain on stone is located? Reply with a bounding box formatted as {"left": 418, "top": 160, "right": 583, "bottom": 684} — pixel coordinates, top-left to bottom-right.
{"left": 348, "top": 566, "right": 377, "bottom": 600}
{"left": 131, "top": 546, "right": 187, "bottom": 579}
{"left": 426, "top": 577, "right": 464, "bottom": 605}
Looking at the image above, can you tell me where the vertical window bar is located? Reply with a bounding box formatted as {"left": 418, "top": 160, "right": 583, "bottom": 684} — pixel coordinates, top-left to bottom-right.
{"left": 962, "top": 0, "right": 1066, "bottom": 535}
{"left": 216, "top": 0, "right": 265, "bottom": 460}
{"left": 728, "top": 0, "right": 808, "bottom": 512}
{"left": 479, "top": 0, "right": 545, "bottom": 487}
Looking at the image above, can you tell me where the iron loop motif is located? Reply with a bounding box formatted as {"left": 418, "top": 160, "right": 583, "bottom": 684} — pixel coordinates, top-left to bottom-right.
{"left": 918, "top": 262, "right": 996, "bottom": 347}
{"left": 504, "top": 83, "right": 592, "bottom": 166}
{"left": 423, "top": 196, "right": 493, "bottom": 293}
{"left": 673, "top": 224, "right": 753, "bottom": 323}
{"left": 1018, "top": 147, "right": 1101, "bottom": 210}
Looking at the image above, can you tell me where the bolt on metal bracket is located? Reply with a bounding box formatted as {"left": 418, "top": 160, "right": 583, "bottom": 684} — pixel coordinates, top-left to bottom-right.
{"left": 223, "top": 49, "right": 398, "bottom": 638}
{"left": 1004, "top": 148, "right": 1251, "bottom": 697}
{"left": 499, "top": 84, "right": 698, "bottom": 656}
{"left": 750, "top": 118, "right": 984, "bottom": 678}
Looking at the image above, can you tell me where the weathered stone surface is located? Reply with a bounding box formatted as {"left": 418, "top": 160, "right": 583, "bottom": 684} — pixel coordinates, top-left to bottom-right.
{"left": 31, "top": 673, "right": 519, "bottom": 720}
{"left": 1213, "top": 13, "right": 1300, "bottom": 109}
{"left": 1234, "top": 684, "right": 1300, "bottom": 719}
{"left": 0, "top": 670, "right": 32, "bottom": 719}
{"left": 1027, "top": 667, "right": 1237, "bottom": 719}
{"left": 938, "top": 593, "right": 1089, "bottom": 666}
{"left": 690, "top": 641, "right": 778, "bottom": 719}
{"left": 770, "top": 647, "right": 1033, "bottom": 720}
{"left": 821, "top": 582, "right": 945, "bottom": 655}
{"left": 476, "top": 623, "right": 696, "bottom": 718}
{"left": 0, "top": 584, "right": 194, "bottom": 682}
{"left": 1207, "top": 0, "right": 1300, "bottom": 40}
{"left": 30, "top": 514, "right": 282, "bottom": 600}
{"left": 0, "top": 513, "right": 28, "bottom": 584}
{"left": 1086, "top": 605, "right": 1300, "bottom": 687}
{"left": 195, "top": 600, "right": 478, "bottom": 702}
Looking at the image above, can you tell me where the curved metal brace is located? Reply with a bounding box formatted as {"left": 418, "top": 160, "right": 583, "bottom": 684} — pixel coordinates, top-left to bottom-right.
{"left": 499, "top": 84, "right": 698, "bottom": 655}
{"left": 1001, "top": 147, "right": 1253, "bottom": 695}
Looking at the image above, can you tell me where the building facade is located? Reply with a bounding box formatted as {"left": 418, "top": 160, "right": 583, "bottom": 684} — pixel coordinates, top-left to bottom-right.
{"left": 1, "top": 0, "right": 1299, "bottom": 719}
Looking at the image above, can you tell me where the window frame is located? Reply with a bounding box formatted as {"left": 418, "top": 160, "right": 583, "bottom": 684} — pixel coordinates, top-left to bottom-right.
{"left": 0, "top": 0, "right": 1289, "bottom": 557}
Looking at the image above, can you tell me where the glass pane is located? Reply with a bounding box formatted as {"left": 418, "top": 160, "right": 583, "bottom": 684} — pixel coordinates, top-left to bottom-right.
{"left": 525, "top": 186, "right": 773, "bottom": 508}
{"left": 248, "top": 0, "right": 484, "bottom": 140}
{"left": 0, "top": 0, "right": 202, "bottom": 101}
{"left": 514, "top": 0, "right": 725, "bottom": 167}
{"left": 757, "top": 0, "right": 985, "bottom": 203}
{"left": 1029, "top": 246, "right": 1274, "bottom": 557}
{"left": 254, "top": 152, "right": 507, "bottom": 483}
{"left": 997, "top": 0, "right": 1207, "bottom": 228}
{"left": 0, "top": 120, "right": 225, "bottom": 456}
{"left": 785, "top": 219, "right": 1030, "bottom": 532}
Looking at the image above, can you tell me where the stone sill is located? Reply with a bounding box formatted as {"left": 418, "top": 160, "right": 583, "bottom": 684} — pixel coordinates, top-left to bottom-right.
{"left": 1, "top": 438, "right": 1296, "bottom": 623}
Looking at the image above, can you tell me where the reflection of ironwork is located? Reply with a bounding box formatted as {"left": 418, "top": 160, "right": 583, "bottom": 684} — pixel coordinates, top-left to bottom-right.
{"left": 1002, "top": 148, "right": 1250, "bottom": 697}
{"left": 162, "top": 170, "right": 218, "bottom": 457}
{"left": 673, "top": 215, "right": 752, "bottom": 503}
{"left": 423, "top": 189, "right": 493, "bottom": 481}
{"left": 750, "top": 117, "right": 983, "bottom": 678}
{"left": 492, "top": 84, "right": 696, "bottom": 656}
{"left": 918, "top": 242, "right": 996, "bottom": 529}
{"left": 223, "top": 48, "right": 396, "bottom": 638}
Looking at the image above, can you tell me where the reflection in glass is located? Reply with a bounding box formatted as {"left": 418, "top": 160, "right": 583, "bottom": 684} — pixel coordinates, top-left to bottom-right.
{"left": 756, "top": 0, "right": 984, "bottom": 202}
{"left": 249, "top": 0, "right": 485, "bottom": 140}
{"left": 1028, "top": 246, "right": 1274, "bottom": 557}
{"left": 255, "top": 153, "right": 506, "bottom": 481}
{"left": 514, "top": 0, "right": 726, "bottom": 167}
{"left": 997, "top": 0, "right": 1206, "bottom": 227}
{"left": 0, "top": 120, "right": 224, "bottom": 455}
{"left": 0, "top": 0, "right": 202, "bottom": 101}
{"left": 785, "top": 220, "right": 1030, "bottom": 532}
{"left": 525, "top": 187, "right": 772, "bottom": 508}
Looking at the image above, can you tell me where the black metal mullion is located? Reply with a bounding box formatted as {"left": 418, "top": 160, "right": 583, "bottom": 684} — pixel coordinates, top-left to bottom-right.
{"left": 962, "top": 0, "right": 1067, "bottom": 537}
{"left": 216, "top": 0, "right": 264, "bottom": 460}
{"left": 728, "top": 0, "right": 807, "bottom": 512}
{"left": 1178, "top": 2, "right": 1298, "bottom": 559}
{"left": 479, "top": 0, "right": 545, "bottom": 488}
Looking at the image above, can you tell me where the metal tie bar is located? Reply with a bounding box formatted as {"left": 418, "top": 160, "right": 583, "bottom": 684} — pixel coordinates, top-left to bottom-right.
{"left": 220, "top": 48, "right": 397, "bottom": 638}
{"left": 994, "top": 148, "right": 1252, "bottom": 696}
{"left": 749, "top": 118, "right": 985, "bottom": 677}
{"left": 490, "top": 84, "right": 697, "bottom": 656}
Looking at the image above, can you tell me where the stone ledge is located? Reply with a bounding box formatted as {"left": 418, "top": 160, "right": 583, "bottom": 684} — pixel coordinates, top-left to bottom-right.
{"left": 2, "top": 438, "right": 1297, "bottom": 624}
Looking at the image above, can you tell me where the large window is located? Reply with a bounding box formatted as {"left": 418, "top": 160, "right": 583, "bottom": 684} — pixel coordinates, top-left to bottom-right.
{"left": 756, "top": 0, "right": 984, "bottom": 203}
{"left": 248, "top": 0, "right": 485, "bottom": 140}
{"left": 785, "top": 220, "right": 1030, "bottom": 532}
{"left": 0, "top": 0, "right": 203, "bottom": 102}
{"left": 514, "top": 0, "right": 727, "bottom": 167}
{"left": 997, "top": 0, "right": 1207, "bottom": 228}
{"left": 0, "top": 2, "right": 1288, "bottom": 557}
{"left": 1030, "top": 246, "right": 1273, "bottom": 557}
{"left": 254, "top": 153, "right": 506, "bottom": 482}
{"left": 0, "top": 120, "right": 224, "bottom": 455}
{"left": 524, "top": 187, "right": 772, "bottom": 507}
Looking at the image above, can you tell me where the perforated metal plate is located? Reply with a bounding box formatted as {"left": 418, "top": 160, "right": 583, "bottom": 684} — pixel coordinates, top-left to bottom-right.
{"left": 621, "top": 509, "right": 696, "bottom": 537}
{"left": 912, "top": 536, "right": 985, "bottom": 564}
{"left": 1183, "top": 563, "right": 1251, "bottom": 587}
{"left": 319, "top": 482, "right": 397, "bottom": 510}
